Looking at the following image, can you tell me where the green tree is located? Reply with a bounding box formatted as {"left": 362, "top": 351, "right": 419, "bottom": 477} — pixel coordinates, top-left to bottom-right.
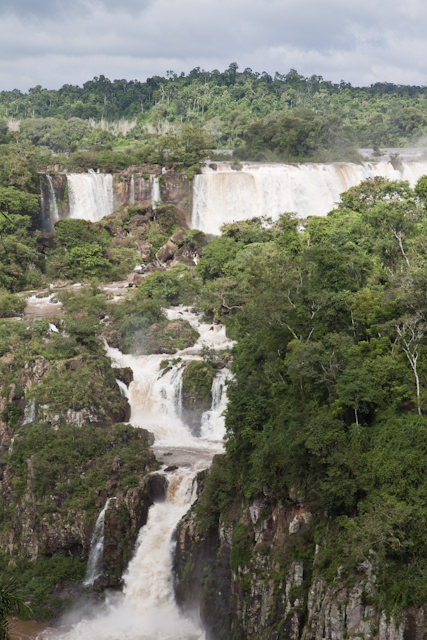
{"left": 0, "top": 579, "right": 29, "bottom": 639}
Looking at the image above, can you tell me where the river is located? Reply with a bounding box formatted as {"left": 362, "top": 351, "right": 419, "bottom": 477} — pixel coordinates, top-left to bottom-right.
{"left": 38, "top": 307, "right": 233, "bottom": 640}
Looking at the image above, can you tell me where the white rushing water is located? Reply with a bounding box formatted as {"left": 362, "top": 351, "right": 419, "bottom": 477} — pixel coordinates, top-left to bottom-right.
{"left": 46, "top": 175, "right": 60, "bottom": 225}
{"left": 191, "top": 160, "right": 427, "bottom": 234}
{"left": 67, "top": 171, "right": 114, "bottom": 222}
{"left": 150, "top": 175, "right": 161, "bottom": 209}
{"left": 40, "top": 175, "right": 61, "bottom": 232}
{"left": 84, "top": 498, "right": 115, "bottom": 587}
{"left": 130, "top": 174, "right": 135, "bottom": 204}
{"left": 41, "top": 307, "right": 233, "bottom": 640}
{"left": 43, "top": 154, "right": 427, "bottom": 234}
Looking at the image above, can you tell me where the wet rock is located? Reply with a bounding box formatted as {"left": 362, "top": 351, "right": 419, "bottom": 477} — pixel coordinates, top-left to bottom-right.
{"left": 115, "top": 366, "right": 133, "bottom": 386}
{"left": 146, "top": 474, "right": 168, "bottom": 501}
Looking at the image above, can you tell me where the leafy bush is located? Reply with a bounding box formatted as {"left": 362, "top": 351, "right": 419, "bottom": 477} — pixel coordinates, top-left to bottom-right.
{"left": 0, "top": 289, "right": 25, "bottom": 317}
{"left": 138, "top": 265, "right": 201, "bottom": 305}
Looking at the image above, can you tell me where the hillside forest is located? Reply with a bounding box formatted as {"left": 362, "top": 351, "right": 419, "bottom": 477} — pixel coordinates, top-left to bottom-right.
{"left": 0, "top": 66, "right": 425, "bottom": 637}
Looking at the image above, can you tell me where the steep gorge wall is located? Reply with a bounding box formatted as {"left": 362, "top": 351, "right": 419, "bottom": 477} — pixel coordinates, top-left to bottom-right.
{"left": 0, "top": 347, "right": 160, "bottom": 593}
{"left": 40, "top": 167, "right": 193, "bottom": 232}
{"left": 174, "top": 483, "right": 426, "bottom": 640}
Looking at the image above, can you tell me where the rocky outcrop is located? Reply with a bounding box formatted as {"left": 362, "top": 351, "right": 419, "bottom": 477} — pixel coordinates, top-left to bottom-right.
{"left": 174, "top": 482, "right": 426, "bottom": 640}
{"left": 156, "top": 240, "right": 177, "bottom": 264}
{"left": 156, "top": 228, "right": 206, "bottom": 267}
{"left": 113, "top": 166, "right": 160, "bottom": 208}
{"left": 159, "top": 170, "right": 192, "bottom": 226}
{"left": 0, "top": 335, "right": 159, "bottom": 609}
{"left": 39, "top": 173, "right": 69, "bottom": 231}
{"left": 113, "top": 166, "right": 192, "bottom": 224}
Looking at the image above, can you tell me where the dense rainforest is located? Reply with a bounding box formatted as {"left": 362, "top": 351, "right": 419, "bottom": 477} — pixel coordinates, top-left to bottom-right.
{"left": 0, "top": 67, "right": 425, "bottom": 638}
{"left": 2, "top": 64, "right": 427, "bottom": 165}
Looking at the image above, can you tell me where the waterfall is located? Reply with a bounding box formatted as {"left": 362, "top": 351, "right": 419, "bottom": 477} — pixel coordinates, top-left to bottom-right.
{"left": 8, "top": 438, "right": 15, "bottom": 456}
{"left": 116, "top": 378, "right": 129, "bottom": 398}
{"left": 191, "top": 160, "right": 427, "bottom": 234}
{"left": 46, "top": 176, "right": 60, "bottom": 226}
{"left": 83, "top": 498, "right": 114, "bottom": 587}
{"left": 40, "top": 175, "right": 60, "bottom": 232}
{"left": 41, "top": 308, "right": 233, "bottom": 640}
{"left": 67, "top": 171, "right": 114, "bottom": 222}
{"left": 130, "top": 175, "right": 135, "bottom": 204}
{"left": 200, "top": 368, "right": 230, "bottom": 440}
{"left": 23, "top": 398, "right": 36, "bottom": 425}
{"left": 150, "top": 175, "right": 161, "bottom": 209}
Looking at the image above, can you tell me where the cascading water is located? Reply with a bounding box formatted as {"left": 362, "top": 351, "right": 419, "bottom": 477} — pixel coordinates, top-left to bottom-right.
{"left": 41, "top": 152, "right": 427, "bottom": 233}
{"left": 83, "top": 497, "right": 115, "bottom": 587}
{"left": 67, "top": 171, "right": 114, "bottom": 222}
{"left": 40, "top": 308, "right": 233, "bottom": 640}
{"left": 23, "top": 398, "right": 36, "bottom": 425}
{"left": 191, "top": 159, "right": 427, "bottom": 234}
{"left": 150, "top": 175, "right": 161, "bottom": 209}
{"left": 40, "top": 175, "right": 61, "bottom": 232}
{"left": 130, "top": 174, "right": 135, "bottom": 204}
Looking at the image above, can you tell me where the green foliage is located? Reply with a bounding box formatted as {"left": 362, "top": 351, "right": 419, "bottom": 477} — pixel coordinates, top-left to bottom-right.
{"left": 0, "top": 578, "right": 30, "bottom": 639}
{"left": 195, "top": 454, "right": 236, "bottom": 532}
{"left": 235, "top": 110, "right": 358, "bottom": 162}
{"left": 230, "top": 523, "right": 253, "bottom": 573}
{"left": 195, "top": 176, "right": 427, "bottom": 610}
{"left": 55, "top": 218, "right": 109, "bottom": 250}
{"left": 7, "top": 422, "right": 153, "bottom": 508}
{"left": 105, "top": 271, "right": 201, "bottom": 354}
{"left": 138, "top": 265, "right": 201, "bottom": 305}
{"left": 0, "top": 186, "right": 39, "bottom": 218}
{"left": 0, "top": 142, "right": 50, "bottom": 191}
{"left": 0, "top": 289, "right": 25, "bottom": 318}
{"left": 4, "top": 68, "right": 427, "bottom": 156}
{"left": 0, "top": 213, "right": 43, "bottom": 291}
{"left": 43, "top": 218, "right": 141, "bottom": 283}
{"left": 0, "top": 555, "right": 85, "bottom": 621}
{"left": 181, "top": 360, "right": 216, "bottom": 411}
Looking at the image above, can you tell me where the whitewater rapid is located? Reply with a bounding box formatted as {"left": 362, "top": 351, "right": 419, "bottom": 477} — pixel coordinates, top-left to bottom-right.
{"left": 40, "top": 307, "right": 233, "bottom": 640}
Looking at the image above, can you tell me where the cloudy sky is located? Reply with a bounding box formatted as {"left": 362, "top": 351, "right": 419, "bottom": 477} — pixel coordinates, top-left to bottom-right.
{"left": 1, "top": 0, "right": 426, "bottom": 91}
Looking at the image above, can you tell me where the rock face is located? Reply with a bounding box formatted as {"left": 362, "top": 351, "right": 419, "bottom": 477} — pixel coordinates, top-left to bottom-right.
{"left": 113, "top": 167, "right": 192, "bottom": 224}
{"left": 0, "top": 339, "right": 158, "bottom": 602}
{"left": 174, "top": 479, "right": 426, "bottom": 640}
{"left": 159, "top": 170, "right": 192, "bottom": 226}
{"left": 39, "top": 166, "right": 193, "bottom": 233}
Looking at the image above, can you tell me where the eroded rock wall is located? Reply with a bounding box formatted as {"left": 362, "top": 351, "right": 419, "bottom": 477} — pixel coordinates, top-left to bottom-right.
{"left": 0, "top": 345, "right": 158, "bottom": 591}
{"left": 174, "top": 486, "right": 426, "bottom": 640}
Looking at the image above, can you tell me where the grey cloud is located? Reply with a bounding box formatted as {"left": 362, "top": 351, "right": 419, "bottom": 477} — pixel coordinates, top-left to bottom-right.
{"left": 1, "top": 0, "right": 427, "bottom": 90}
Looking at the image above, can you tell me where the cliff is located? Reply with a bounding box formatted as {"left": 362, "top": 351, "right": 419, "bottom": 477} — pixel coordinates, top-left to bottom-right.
{"left": 174, "top": 468, "right": 426, "bottom": 640}
{"left": 0, "top": 316, "right": 160, "bottom": 618}
{"left": 40, "top": 165, "right": 193, "bottom": 232}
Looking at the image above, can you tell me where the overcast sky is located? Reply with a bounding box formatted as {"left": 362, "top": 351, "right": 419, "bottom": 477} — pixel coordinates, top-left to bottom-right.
{"left": 1, "top": 0, "right": 426, "bottom": 91}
